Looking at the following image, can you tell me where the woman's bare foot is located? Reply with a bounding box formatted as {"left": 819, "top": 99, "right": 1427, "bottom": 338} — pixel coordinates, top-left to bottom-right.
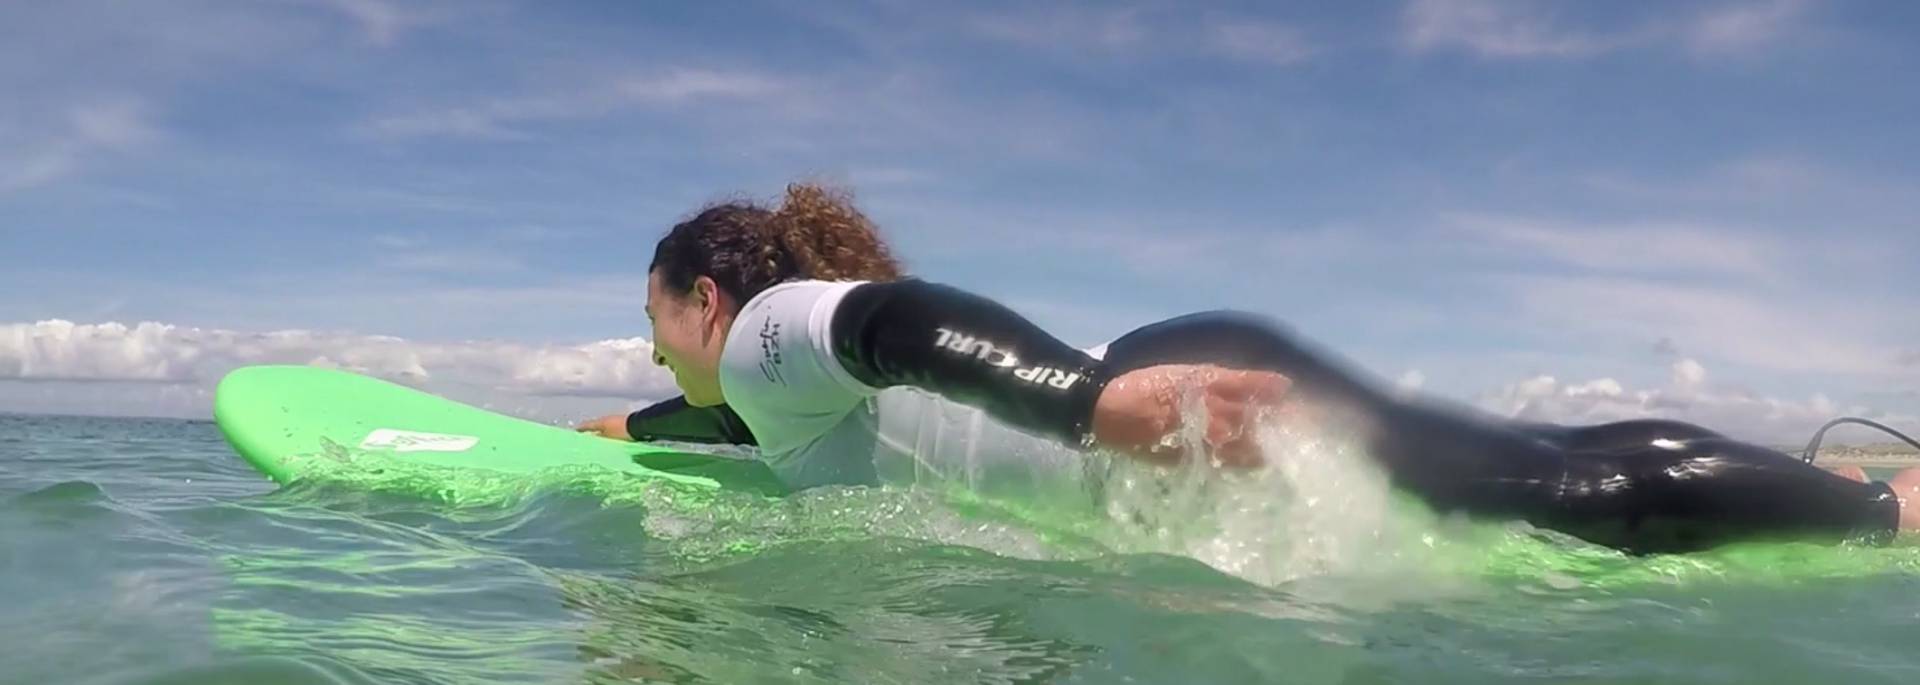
{"left": 1889, "top": 467, "right": 1920, "bottom": 531}
{"left": 1824, "top": 464, "right": 1870, "bottom": 483}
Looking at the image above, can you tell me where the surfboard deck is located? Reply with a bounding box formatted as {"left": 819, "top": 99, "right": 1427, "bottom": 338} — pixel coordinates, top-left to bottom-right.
{"left": 213, "top": 365, "right": 786, "bottom": 496}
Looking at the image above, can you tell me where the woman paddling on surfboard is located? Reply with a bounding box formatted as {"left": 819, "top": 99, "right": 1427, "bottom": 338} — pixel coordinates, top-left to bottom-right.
{"left": 578, "top": 182, "right": 1920, "bottom": 554}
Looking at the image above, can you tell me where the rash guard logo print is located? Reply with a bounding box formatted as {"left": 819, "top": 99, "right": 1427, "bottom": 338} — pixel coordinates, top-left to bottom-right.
{"left": 758, "top": 319, "right": 785, "bottom": 385}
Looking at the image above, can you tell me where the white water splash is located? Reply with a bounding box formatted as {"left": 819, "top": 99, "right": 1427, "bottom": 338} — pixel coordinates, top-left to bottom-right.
{"left": 1094, "top": 395, "right": 1450, "bottom": 588}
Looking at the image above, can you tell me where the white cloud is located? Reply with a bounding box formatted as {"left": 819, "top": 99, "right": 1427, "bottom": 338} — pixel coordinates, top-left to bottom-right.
{"left": 294, "top": 0, "right": 502, "bottom": 46}
{"left": 310, "top": 0, "right": 409, "bottom": 45}
{"left": 1582, "top": 156, "right": 1920, "bottom": 226}
{"left": 1720, "top": 156, "right": 1820, "bottom": 189}
{"left": 1400, "top": 0, "right": 1618, "bottom": 58}
{"left": 375, "top": 249, "right": 528, "bottom": 274}
{"left": 364, "top": 68, "right": 785, "bottom": 140}
{"left": 843, "top": 167, "right": 937, "bottom": 188}
{"left": 371, "top": 233, "right": 428, "bottom": 249}
{"left": 0, "top": 320, "right": 680, "bottom": 418}
{"left": 1476, "top": 357, "right": 1913, "bottom": 444}
{"left": 1431, "top": 210, "right": 1915, "bottom": 385}
{"left": 611, "top": 69, "right": 785, "bottom": 103}
{"left": 1503, "top": 273, "right": 1911, "bottom": 378}
{"left": 1446, "top": 213, "right": 1779, "bottom": 279}
{"left": 1687, "top": 0, "right": 1810, "bottom": 54}
{"left": 1401, "top": 0, "right": 1812, "bottom": 60}
{"left": 0, "top": 0, "right": 419, "bottom": 194}
{"left": 1672, "top": 357, "right": 1707, "bottom": 391}
{"left": 0, "top": 100, "right": 159, "bottom": 192}
{"left": 355, "top": 11, "right": 1247, "bottom": 164}
{"left": 1206, "top": 19, "right": 1317, "bottom": 66}
{"left": 966, "top": 6, "right": 1149, "bottom": 52}
{"left": 843, "top": 4, "right": 1317, "bottom": 69}
{"left": 4, "top": 319, "right": 1909, "bottom": 448}
{"left": 0, "top": 321, "right": 201, "bottom": 383}
{"left": 502, "top": 337, "right": 673, "bottom": 397}
{"left": 487, "top": 224, "right": 576, "bottom": 243}
{"left": 868, "top": 193, "right": 1370, "bottom": 282}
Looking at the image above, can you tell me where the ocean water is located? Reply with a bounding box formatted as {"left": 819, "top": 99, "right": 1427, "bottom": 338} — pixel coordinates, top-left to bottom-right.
{"left": 5, "top": 413, "right": 1920, "bottom": 685}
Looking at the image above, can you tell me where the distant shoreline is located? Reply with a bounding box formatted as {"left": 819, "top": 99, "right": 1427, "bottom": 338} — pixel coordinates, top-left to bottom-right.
{"left": 1790, "top": 442, "right": 1920, "bottom": 468}
{"left": 1815, "top": 458, "right": 1920, "bottom": 469}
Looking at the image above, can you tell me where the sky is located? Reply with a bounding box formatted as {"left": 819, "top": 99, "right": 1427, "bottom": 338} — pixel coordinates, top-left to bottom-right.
{"left": 2, "top": 0, "right": 1917, "bottom": 445}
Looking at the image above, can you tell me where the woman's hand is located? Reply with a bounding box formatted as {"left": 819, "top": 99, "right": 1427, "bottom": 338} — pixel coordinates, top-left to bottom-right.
{"left": 1090, "top": 364, "right": 1292, "bottom": 468}
{"left": 1822, "top": 464, "right": 1869, "bottom": 483}
{"left": 574, "top": 413, "right": 633, "bottom": 441}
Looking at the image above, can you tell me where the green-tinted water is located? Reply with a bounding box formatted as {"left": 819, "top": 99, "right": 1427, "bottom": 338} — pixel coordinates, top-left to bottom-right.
{"left": 4, "top": 414, "right": 1918, "bottom": 684}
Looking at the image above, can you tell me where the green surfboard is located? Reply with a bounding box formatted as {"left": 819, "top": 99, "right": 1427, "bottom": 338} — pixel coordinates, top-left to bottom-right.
{"left": 213, "top": 365, "right": 787, "bottom": 497}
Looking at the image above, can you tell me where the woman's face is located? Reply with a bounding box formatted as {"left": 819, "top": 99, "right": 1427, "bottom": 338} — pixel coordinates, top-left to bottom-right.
{"left": 645, "top": 270, "right": 732, "bottom": 406}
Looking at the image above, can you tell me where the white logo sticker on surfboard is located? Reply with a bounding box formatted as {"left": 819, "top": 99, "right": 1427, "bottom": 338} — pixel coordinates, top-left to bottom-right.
{"left": 359, "top": 428, "right": 479, "bottom": 453}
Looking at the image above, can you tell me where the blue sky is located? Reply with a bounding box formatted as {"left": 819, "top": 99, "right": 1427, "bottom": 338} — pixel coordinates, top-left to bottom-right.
{"left": 2, "top": 0, "right": 1916, "bottom": 443}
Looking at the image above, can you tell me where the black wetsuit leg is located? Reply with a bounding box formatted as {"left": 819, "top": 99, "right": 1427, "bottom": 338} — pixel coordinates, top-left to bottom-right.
{"left": 1518, "top": 418, "right": 1724, "bottom": 451}
{"left": 1539, "top": 431, "right": 1898, "bottom": 554}
{"left": 1099, "top": 311, "right": 1900, "bottom": 553}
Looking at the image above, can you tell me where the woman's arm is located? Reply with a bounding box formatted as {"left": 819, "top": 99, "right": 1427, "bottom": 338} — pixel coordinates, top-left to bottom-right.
{"left": 829, "top": 280, "right": 1290, "bottom": 465}
{"left": 575, "top": 396, "right": 757, "bottom": 445}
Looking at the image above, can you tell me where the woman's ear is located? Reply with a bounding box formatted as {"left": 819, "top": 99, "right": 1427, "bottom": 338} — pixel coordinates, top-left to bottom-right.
{"left": 691, "top": 276, "right": 713, "bottom": 311}
{"left": 691, "top": 276, "right": 734, "bottom": 342}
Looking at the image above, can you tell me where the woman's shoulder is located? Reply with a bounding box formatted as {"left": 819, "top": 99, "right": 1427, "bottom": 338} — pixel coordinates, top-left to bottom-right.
{"left": 735, "top": 279, "right": 877, "bottom": 324}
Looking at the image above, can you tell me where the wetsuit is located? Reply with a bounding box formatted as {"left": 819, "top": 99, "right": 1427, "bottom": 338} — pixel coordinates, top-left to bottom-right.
{"left": 630, "top": 278, "right": 1899, "bottom": 554}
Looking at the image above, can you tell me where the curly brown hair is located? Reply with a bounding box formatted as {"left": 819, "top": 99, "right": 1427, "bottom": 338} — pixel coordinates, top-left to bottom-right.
{"left": 649, "top": 183, "right": 906, "bottom": 305}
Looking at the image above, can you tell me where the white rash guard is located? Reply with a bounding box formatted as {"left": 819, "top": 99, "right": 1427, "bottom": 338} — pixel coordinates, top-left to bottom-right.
{"left": 717, "top": 280, "right": 1109, "bottom": 499}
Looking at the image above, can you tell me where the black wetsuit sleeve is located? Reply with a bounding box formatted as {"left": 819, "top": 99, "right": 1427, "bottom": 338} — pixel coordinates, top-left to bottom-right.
{"left": 625, "top": 396, "right": 757, "bottom": 446}
{"left": 829, "top": 280, "right": 1110, "bottom": 447}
